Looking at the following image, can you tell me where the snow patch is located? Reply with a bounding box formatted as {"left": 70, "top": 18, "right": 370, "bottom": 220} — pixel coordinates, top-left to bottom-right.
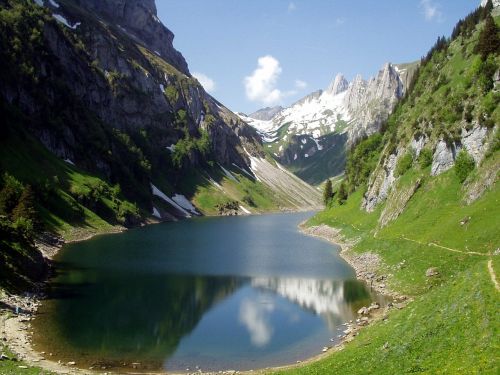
{"left": 305, "top": 154, "right": 309, "bottom": 158}
{"left": 154, "top": 50, "right": 161, "bottom": 56}
{"left": 172, "top": 194, "right": 199, "bottom": 215}
{"left": 208, "top": 177, "right": 224, "bottom": 191}
{"left": 49, "top": 0, "right": 59, "bottom": 8}
{"left": 152, "top": 207, "right": 161, "bottom": 219}
{"left": 64, "top": 159, "right": 75, "bottom": 166}
{"left": 312, "top": 138, "right": 323, "bottom": 151}
{"left": 294, "top": 154, "right": 298, "bottom": 161}
{"left": 232, "top": 163, "right": 254, "bottom": 179}
{"left": 239, "top": 205, "right": 251, "bottom": 214}
{"left": 151, "top": 184, "right": 191, "bottom": 217}
{"left": 159, "top": 84, "right": 164, "bottom": 92}
{"left": 33, "top": 0, "right": 44, "bottom": 6}
{"left": 219, "top": 164, "right": 238, "bottom": 182}
{"left": 166, "top": 144, "right": 176, "bottom": 152}
{"left": 52, "top": 14, "right": 80, "bottom": 29}
{"left": 301, "top": 139, "right": 307, "bottom": 145}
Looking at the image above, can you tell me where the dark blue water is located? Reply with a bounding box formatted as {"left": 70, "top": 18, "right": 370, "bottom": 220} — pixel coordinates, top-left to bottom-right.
{"left": 34, "top": 212, "right": 382, "bottom": 372}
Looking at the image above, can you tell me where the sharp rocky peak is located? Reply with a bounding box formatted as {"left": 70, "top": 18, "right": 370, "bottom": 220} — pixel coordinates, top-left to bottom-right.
{"left": 326, "top": 73, "right": 349, "bottom": 96}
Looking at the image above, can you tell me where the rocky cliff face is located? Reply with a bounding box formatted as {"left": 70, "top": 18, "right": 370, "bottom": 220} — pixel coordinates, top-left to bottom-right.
{"left": 347, "top": 63, "right": 405, "bottom": 143}
{"left": 72, "top": 0, "right": 189, "bottom": 75}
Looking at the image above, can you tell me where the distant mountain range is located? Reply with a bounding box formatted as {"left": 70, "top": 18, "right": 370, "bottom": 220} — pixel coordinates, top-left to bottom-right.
{"left": 239, "top": 62, "right": 418, "bottom": 185}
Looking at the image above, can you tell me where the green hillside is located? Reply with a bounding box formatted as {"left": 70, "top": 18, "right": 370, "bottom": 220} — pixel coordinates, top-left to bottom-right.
{"left": 277, "top": 6, "right": 500, "bottom": 374}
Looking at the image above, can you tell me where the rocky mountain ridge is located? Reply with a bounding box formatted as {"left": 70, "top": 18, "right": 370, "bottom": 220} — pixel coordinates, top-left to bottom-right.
{"left": 241, "top": 61, "right": 418, "bottom": 184}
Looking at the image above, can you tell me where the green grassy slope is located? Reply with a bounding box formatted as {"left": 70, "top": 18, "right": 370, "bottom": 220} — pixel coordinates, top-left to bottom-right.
{"left": 276, "top": 159, "right": 499, "bottom": 375}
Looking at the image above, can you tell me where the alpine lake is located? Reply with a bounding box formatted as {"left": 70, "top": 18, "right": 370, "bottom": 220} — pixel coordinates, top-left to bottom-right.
{"left": 33, "top": 212, "right": 385, "bottom": 373}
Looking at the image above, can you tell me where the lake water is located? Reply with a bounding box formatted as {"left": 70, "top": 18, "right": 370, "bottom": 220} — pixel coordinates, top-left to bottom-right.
{"left": 33, "top": 212, "right": 384, "bottom": 373}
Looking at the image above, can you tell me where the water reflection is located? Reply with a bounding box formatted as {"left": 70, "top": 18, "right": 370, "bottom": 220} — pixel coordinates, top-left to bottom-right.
{"left": 33, "top": 213, "right": 383, "bottom": 372}
{"left": 238, "top": 297, "right": 275, "bottom": 347}
{"left": 252, "top": 278, "right": 374, "bottom": 330}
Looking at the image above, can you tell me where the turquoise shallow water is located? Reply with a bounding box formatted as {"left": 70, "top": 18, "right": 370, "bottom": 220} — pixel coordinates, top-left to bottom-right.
{"left": 34, "top": 212, "right": 382, "bottom": 372}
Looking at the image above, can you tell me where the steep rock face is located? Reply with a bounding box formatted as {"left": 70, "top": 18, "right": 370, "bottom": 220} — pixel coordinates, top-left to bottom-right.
{"left": 431, "top": 140, "right": 461, "bottom": 176}
{"left": 362, "top": 148, "right": 403, "bottom": 212}
{"left": 461, "top": 125, "right": 489, "bottom": 164}
{"left": 72, "top": 0, "right": 189, "bottom": 75}
{"left": 347, "top": 63, "right": 404, "bottom": 144}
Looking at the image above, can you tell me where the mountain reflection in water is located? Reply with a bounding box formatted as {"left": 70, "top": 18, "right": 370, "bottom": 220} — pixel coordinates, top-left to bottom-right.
{"left": 33, "top": 212, "right": 383, "bottom": 372}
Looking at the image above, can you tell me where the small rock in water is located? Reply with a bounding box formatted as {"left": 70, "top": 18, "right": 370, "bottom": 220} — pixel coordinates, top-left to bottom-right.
{"left": 322, "top": 346, "right": 330, "bottom": 352}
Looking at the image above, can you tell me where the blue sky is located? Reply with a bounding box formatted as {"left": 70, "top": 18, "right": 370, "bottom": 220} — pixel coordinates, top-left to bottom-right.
{"left": 157, "top": 1, "right": 480, "bottom": 114}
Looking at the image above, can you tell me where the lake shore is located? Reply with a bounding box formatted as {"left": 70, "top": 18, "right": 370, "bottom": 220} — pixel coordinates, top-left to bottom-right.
{"left": 1, "top": 215, "right": 407, "bottom": 375}
{"left": 0, "top": 224, "right": 130, "bottom": 374}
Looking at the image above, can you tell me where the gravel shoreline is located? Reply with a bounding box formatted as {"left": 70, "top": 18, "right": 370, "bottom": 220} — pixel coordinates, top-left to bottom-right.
{"left": 298, "top": 222, "right": 409, "bottom": 301}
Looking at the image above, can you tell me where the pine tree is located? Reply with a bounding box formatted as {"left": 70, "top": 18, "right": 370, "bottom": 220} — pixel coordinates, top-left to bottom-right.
{"left": 475, "top": 13, "right": 500, "bottom": 60}
{"left": 337, "top": 182, "right": 348, "bottom": 205}
{"left": 323, "top": 179, "right": 333, "bottom": 205}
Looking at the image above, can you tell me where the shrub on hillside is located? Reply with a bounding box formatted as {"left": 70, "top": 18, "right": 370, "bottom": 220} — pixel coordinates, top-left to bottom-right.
{"left": 418, "top": 148, "right": 434, "bottom": 169}
{"left": 454, "top": 149, "right": 475, "bottom": 183}
{"left": 395, "top": 152, "right": 414, "bottom": 177}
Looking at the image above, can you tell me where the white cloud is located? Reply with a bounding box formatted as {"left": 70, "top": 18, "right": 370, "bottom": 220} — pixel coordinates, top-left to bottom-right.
{"left": 244, "top": 55, "right": 284, "bottom": 106}
{"left": 239, "top": 298, "right": 274, "bottom": 347}
{"left": 193, "top": 72, "right": 216, "bottom": 93}
{"left": 420, "top": 0, "right": 443, "bottom": 22}
{"left": 295, "top": 79, "right": 307, "bottom": 89}
{"left": 288, "top": 2, "right": 297, "bottom": 12}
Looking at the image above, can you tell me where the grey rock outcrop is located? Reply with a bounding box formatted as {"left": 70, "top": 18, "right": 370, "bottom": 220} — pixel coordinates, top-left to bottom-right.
{"left": 411, "top": 135, "right": 428, "bottom": 158}
{"left": 461, "top": 125, "right": 489, "bottom": 164}
{"left": 362, "top": 148, "right": 404, "bottom": 212}
{"left": 431, "top": 140, "right": 461, "bottom": 176}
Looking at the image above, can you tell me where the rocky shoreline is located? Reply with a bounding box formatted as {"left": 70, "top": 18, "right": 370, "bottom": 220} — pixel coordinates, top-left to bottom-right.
{"left": 299, "top": 223, "right": 410, "bottom": 301}
{"left": 0, "top": 226, "right": 126, "bottom": 375}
